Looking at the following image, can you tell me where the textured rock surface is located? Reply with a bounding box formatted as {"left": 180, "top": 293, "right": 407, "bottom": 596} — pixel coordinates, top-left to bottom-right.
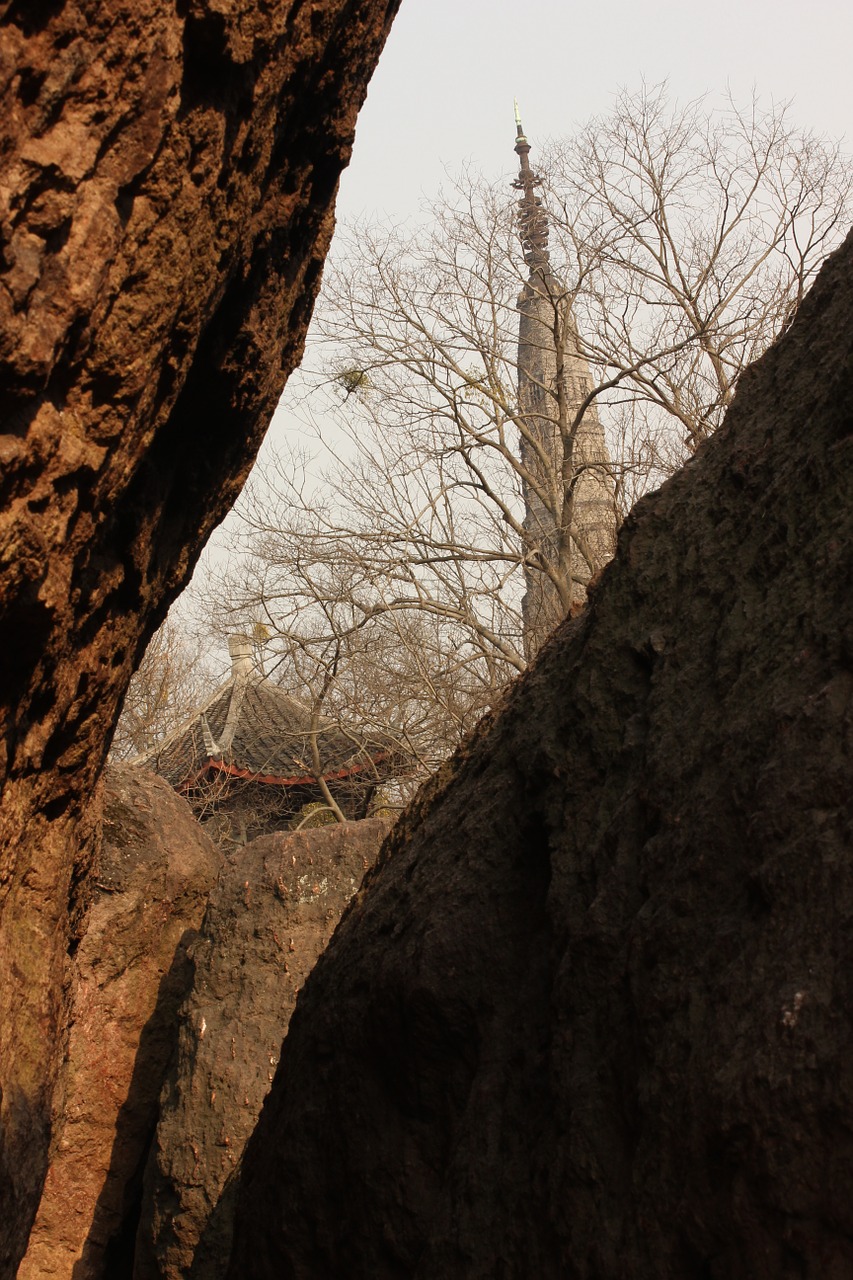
{"left": 0, "top": 1, "right": 399, "bottom": 1270}
{"left": 228, "top": 232, "right": 853, "bottom": 1279}
{"left": 17, "top": 767, "right": 220, "bottom": 1280}
{"left": 134, "top": 818, "right": 390, "bottom": 1280}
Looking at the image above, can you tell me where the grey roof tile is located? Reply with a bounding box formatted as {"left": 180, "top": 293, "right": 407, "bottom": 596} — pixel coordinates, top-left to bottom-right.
{"left": 133, "top": 674, "right": 404, "bottom": 791}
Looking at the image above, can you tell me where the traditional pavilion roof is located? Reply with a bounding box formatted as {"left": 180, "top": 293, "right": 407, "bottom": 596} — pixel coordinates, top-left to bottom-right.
{"left": 132, "top": 639, "right": 402, "bottom": 794}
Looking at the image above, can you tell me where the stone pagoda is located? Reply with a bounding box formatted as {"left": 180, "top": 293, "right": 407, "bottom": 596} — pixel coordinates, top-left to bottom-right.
{"left": 513, "top": 105, "right": 616, "bottom": 657}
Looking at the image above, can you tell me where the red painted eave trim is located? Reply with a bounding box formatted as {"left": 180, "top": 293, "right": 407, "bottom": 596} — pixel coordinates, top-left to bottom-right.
{"left": 176, "top": 752, "right": 391, "bottom": 794}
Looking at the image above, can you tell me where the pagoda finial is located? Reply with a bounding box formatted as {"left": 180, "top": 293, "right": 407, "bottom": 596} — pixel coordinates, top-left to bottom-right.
{"left": 511, "top": 102, "right": 549, "bottom": 270}
{"left": 514, "top": 97, "right": 524, "bottom": 136}
{"left": 513, "top": 97, "right": 530, "bottom": 162}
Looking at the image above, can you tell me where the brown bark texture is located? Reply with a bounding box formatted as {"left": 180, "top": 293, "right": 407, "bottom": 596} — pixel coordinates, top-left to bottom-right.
{"left": 133, "top": 818, "right": 390, "bottom": 1280}
{"left": 228, "top": 229, "right": 853, "bottom": 1278}
{"left": 17, "top": 766, "right": 220, "bottom": 1280}
{"left": 0, "top": 0, "right": 399, "bottom": 1272}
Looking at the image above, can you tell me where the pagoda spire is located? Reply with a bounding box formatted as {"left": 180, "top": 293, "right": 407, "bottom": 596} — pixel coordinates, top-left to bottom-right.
{"left": 511, "top": 103, "right": 618, "bottom": 657}
{"left": 512, "top": 101, "right": 549, "bottom": 270}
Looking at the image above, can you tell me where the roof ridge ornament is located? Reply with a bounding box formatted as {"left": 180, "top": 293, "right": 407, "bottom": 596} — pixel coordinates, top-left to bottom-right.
{"left": 200, "top": 712, "right": 221, "bottom": 759}
{"left": 228, "top": 633, "right": 255, "bottom": 679}
{"left": 219, "top": 675, "right": 248, "bottom": 754}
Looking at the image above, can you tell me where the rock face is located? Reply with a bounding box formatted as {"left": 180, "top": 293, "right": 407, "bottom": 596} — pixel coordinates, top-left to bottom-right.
{"left": 17, "top": 767, "right": 220, "bottom": 1280}
{"left": 133, "top": 819, "right": 390, "bottom": 1280}
{"left": 227, "top": 231, "right": 853, "bottom": 1279}
{"left": 0, "top": 1, "right": 399, "bottom": 1270}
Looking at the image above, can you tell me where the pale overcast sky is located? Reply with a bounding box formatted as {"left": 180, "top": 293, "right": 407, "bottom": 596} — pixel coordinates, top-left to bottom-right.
{"left": 336, "top": 0, "right": 850, "bottom": 223}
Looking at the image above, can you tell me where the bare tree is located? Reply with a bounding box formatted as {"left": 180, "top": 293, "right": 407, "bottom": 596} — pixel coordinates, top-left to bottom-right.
{"left": 203, "top": 491, "right": 505, "bottom": 806}
{"left": 111, "top": 613, "right": 210, "bottom": 760}
{"left": 548, "top": 84, "right": 852, "bottom": 453}
{"left": 203, "top": 86, "right": 851, "bottom": 786}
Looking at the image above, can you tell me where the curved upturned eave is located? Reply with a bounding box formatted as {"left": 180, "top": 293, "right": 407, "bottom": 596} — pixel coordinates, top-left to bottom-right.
{"left": 176, "top": 751, "right": 395, "bottom": 794}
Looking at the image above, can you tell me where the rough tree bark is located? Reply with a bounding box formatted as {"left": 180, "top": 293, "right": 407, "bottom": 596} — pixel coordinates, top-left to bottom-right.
{"left": 0, "top": 0, "right": 400, "bottom": 1271}
{"left": 227, "top": 229, "right": 853, "bottom": 1278}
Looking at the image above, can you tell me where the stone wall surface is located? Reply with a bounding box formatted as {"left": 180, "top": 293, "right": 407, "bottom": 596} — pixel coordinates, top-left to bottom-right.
{"left": 0, "top": 1, "right": 399, "bottom": 1271}
{"left": 17, "top": 766, "right": 220, "bottom": 1280}
{"left": 227, "top": 231, "right": 853, "bottom": 1278}
{"left": 133, "top": 818, "right": 390, "bottom": 1280}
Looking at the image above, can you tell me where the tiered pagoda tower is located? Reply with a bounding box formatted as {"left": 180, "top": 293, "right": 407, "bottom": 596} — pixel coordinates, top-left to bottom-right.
{"left": 513, "top": 105, "right": 616, "bottom": 657}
